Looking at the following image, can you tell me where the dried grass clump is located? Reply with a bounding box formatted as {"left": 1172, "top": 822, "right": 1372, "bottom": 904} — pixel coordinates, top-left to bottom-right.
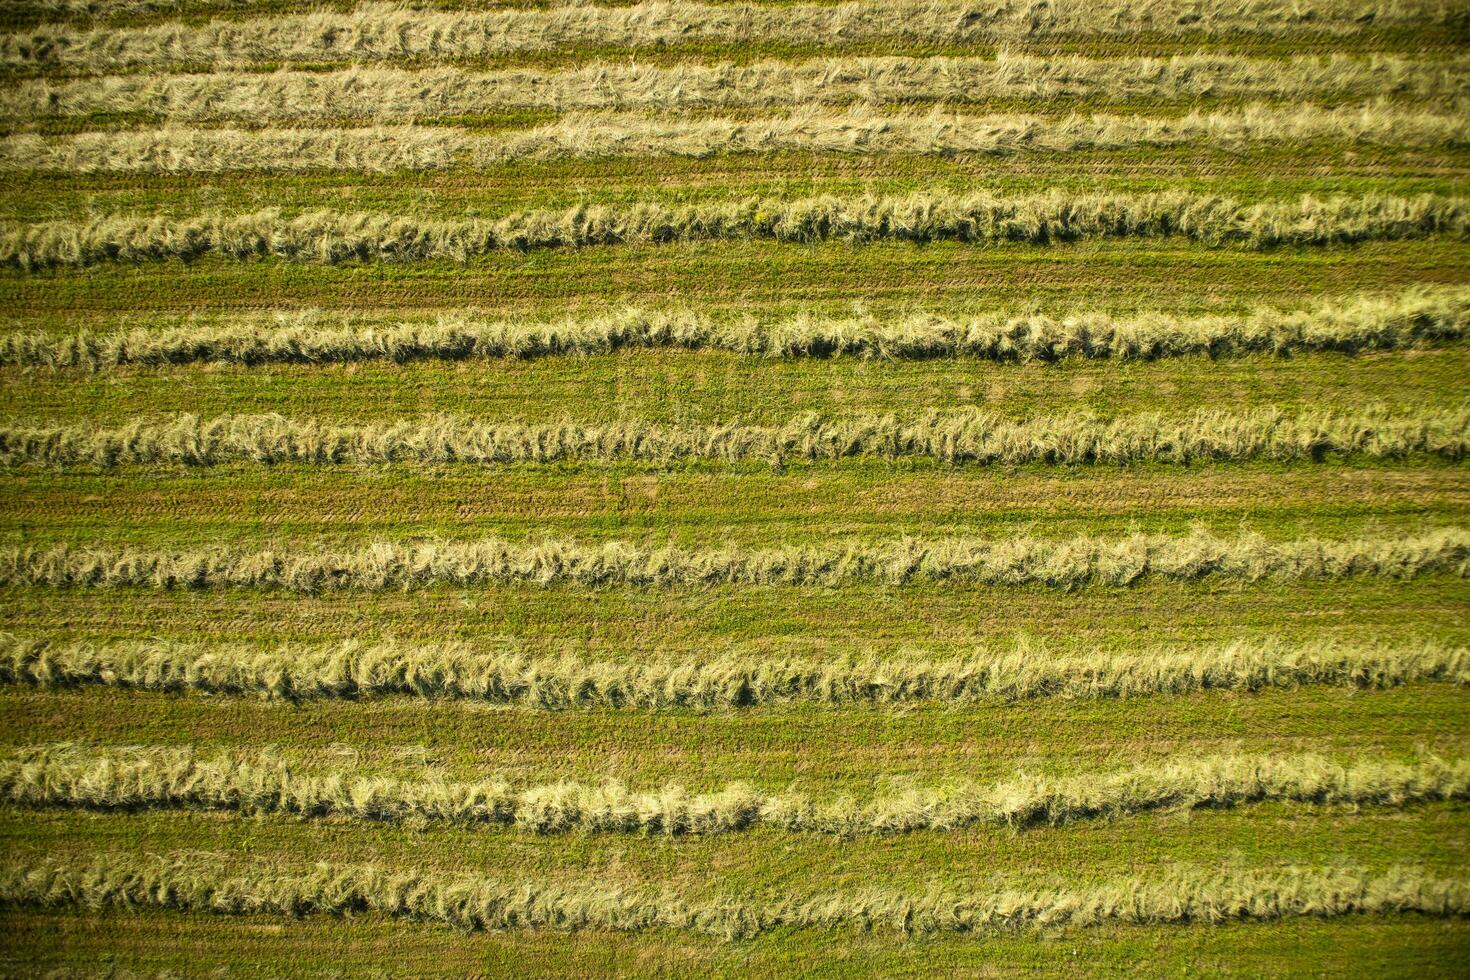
{"left": 0, "top": 529, "right": 1464, "bottom": 591}
{"left": 4, "top": 745, "right": 1464, "bottom": 834}
{"left": 0, "top": 126, "right": 467, "bottom": 175}
{"left": 1, "top": 854, "right": 1464, "bottom": 938}
{"left": 1, "top": 407, "right": 1464, "bottom": 468}
{"left": 3, "top": 1, "right": 1451, "bottom": 70}
{"left": 0, "top": 0, "right": 261, "bottom": 18}
{"left": 6, "top": 288, "right": 1464, "bottom": 369}
{"left": 477, "top": 104, "right": 1470, "bottom": 163}
{"left": 5, "top": 634, "right": 1462, "bottom": 704}
{"left": 2, "top": 634, "right": 1463, "bottom": 705}
{"left": 5, "top": 104, "right": 1466, "bottom": 174}
{"left": 8, "top": 55, "right": 1464, "bottom": 123}
{"left": 4, "top": 191, "right": 1462, "bottom": 268}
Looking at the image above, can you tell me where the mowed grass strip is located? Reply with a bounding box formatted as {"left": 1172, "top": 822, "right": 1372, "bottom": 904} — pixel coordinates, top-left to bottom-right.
{"left": 7, "top": 576, "right": 1461, "bottom": 652}
{"left": 4, "top": 910, "right": 1466, "bottom": 979}
{"left": 3, "top": 334, "right": 1467, "bottom": 429}
{"left": 4, "top": 407, "right": 1463, "bottom": 468}
{"left": 7, "top": 148, "right": 1467, "bottom": 224}
{"left": 2, "top": 804, "right": 1467, "bottom": 913}
{"left": 6, "top": 104, "right": 1467, "bottom": 173}
{"left": 4, "top": 744, "right": 1463, "bottom": 834}
{"left": 3, "top": 793, "right": 1466, "bottom": 970}
{"left": 4, "top": 191, "right": 1466, "bottom": 269}
{"left": 1, "top": 852, "right": 1463, "bottom": 939}
{"left": 8, "top": 55, "right": 1466, "bottom": 126}
{"left": 3, "top": 0, "right": 1456, "bottom": 72}
{"left": 5, "top": 682, "right": 1465, "bottom": 788}
{"left": 4, "top": 634, "right": 1464, "bottom": 705}
{"left": 1, "top": 529, "right": 1466, "bottom": 591}
{"left": 4, "top": 240, "right": 1462, "bottom": 316}
{"left": 6, "top": 463, "right": 1464, "bottom": 550}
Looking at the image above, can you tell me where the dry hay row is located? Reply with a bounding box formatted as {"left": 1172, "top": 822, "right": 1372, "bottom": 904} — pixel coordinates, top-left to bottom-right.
{"left": 3, "top": 407, "right": 1465, "bottom": 467}
{"left": 5, "top": 288, "right": 1468, "bottom": 369}
{"left": 1, "top": 855, "right": 1464, "bottom": 938}
{"left": 0, "top": 0, "right": 250, "bottom": 18}
{"left": 4, "top": 0, "right": 1458, "bottom": 70}
{"left": 1, "top": 530, "right": 1466, "bottom": 591}
{"left": 6, "top": 0, "right": 1458, "bottom": 29}
{"left": 4, "top": 191, "right": 1466, "bottom": 268}
{"left": 4, "top": 745, "right": 1465, "bottom": 835}
{"left": 6, "top": 103, "right": 1467, "bottom": 174}
{"left": 3, "top": 634, "right": 1465, "bottom": 705}
{"left": 0, "top": 0, "right": 635, "bottom": 19}
{"left": 10, "top": 54, "right": 1466, "bottom": 122}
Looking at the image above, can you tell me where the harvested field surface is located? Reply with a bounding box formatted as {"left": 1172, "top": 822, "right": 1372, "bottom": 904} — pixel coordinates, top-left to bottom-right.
{"left": 0, "top": 0, "right": 1466, "bottom": 975}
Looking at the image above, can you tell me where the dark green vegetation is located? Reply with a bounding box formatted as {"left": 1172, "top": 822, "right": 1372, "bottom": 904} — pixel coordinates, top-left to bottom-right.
{"left": 0, "top": 0, "right": 1467, "bottom": 974}
{"left": 3, "top": 912, "right": 1466, "bottom": 978}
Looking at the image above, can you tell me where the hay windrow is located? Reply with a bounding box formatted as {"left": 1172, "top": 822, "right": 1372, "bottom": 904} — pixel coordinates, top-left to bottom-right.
{"left": 5, "top": 104, "right": 1466, "bottom": 173}
{"left": 1, "top": 854, "right": 1464, "bottom": 938}
{"left": 8, "top": 633, "right": 1467, "bottom": 704}
{"left": 2, "top": 407, "right": 1464, "bottom": 467}
{"left": 8, "top": 55, "right": 1466, "bottom": 123}
{"left": 3, "top": 635, "right": 1465, "bottom": 705}
{"left": 0, "top": 529, "right": 1465, "bottom": 591}
{"left": 4, "top": 744, "right": 1465, "bottom": 834}
{"left": 5, "top": 192, "right": 1464, "bottom": 268}
{"left": 5, "top": 1, "right": 1456, "bottom": 71}
{"left": 5, "top": 288, "right": 1464, "bottom": 368}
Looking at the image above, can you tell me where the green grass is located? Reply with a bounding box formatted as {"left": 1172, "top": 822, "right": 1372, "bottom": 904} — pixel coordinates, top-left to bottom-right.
{"left": 2, "top": 7, "right": 1468, "bottom": 971}
{"left": 3, "top": 576, "right": 1466, "bottom": 649}
{"left": 2, "top": 910, "right": 1466, "bottom": 978}
{"left": 3, "top": 346, "right": 1467, "bottom": 425}
{"left": 2, "top": 462, "right": 1465, "bottom": 547}
{"left": 3, "top": 804, "right": 1467, "bottom": 892}
{"left": 2, "top": 240, "right": 1466, "bottom": 316}
{"left": 3, "top": 147, "right": 1466, "bottom": 223}
{"left": 2, "top": 684, "right": 1466, "bottom": 787}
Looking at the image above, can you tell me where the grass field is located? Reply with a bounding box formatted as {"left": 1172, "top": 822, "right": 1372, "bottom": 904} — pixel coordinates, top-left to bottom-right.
{"left": 0, "top": 0, "right": 1467, "bottom": 975}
